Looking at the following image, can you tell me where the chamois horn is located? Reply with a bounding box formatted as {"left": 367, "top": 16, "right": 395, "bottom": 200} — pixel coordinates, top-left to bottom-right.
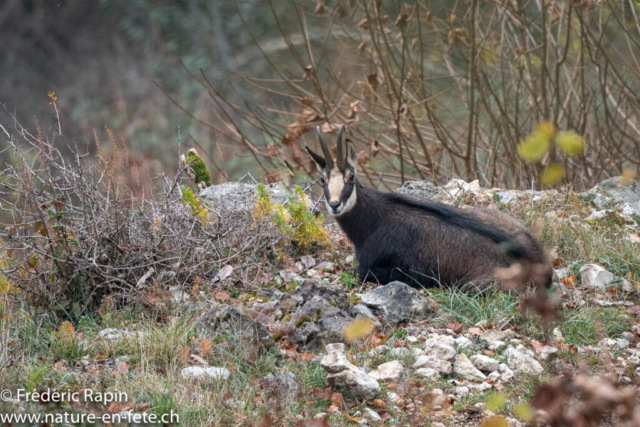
{"left": 336, "top": 124, "right": 346, "bottom": 171}
{"left": 316, "top": 126, "right": 334, "bottom": 169}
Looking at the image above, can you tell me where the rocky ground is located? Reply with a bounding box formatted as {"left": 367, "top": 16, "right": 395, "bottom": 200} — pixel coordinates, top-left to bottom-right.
{"left": 2, "top": 176, "right": 640, "bottom": 426}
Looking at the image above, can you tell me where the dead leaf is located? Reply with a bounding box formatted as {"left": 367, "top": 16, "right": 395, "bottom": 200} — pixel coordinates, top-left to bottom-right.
{"left": 530, "top": 339, "right": 547, "bottom": 355}
{"left": 213, "top": 288, "right": 231, "bottom": 302}
{"left": 118, "top": 361, "right": 129, "bottom": 374}
{"left": 200, "top": 339, "right": 212, "bottom": 358}
{"left": 178, "top": 346, "right": 191, "bottom": 364}
{"left": 468, "top": 327, "right": 484, "bottom": 335}
{"left": 137, "top": 402, "right": 150, "bottom": 411}
{"left": 446, "top": 322, "right": 463, "bottom": 334}
{"left": 107, "top": 401, "right": 134, "bottom": 414}
{"left": 213, "top": 265, "right": 234, "bottom": 283}
{"left": 312, "top": 386, "right": 332, "bottom": 400}
{"left": 327, "top": 403, "right": 340, "bottom": 414}
{"left": 372, "top": 399, "right": 386, "bottom": 409}
{"left": 235, "top": 411, "right": 248, "bottom": 420}
{"left": 628, "top": 305, "right": 640, "bottom": 315}
{"left": 331, "top": 392, "right": 344, "bottom": 405}
{"left": 259, "top": 413, "right": 274, "bottom": 427}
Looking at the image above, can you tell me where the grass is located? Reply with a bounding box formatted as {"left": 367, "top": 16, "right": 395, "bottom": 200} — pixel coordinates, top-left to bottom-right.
{"left": 0, "top": 193, "right": 639, "bottom": 426}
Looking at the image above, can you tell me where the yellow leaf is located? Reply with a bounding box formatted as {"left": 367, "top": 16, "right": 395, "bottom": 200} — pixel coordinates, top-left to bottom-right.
{"left": 541, "top": 162, "right": 565, "bottom": 186}
{"left": 482, "top": 415, "right": 508, "bottom": 427}
{"left": 620, "top": 169, "right": 637, "bottom": 184}
{"left": 518, "top": 131, "right": 550, "bottom": 161}
{"left": 556, "top": 131, "right": 584, "bottom": 155}
{"left": 485, "top": 393, "right": 507, "bottom": 412}
{"left": 515, "top": 403, "right": 533, "bottom": 421}
{"left": 536, "top": 120, "right": 557, "bottom": 138}
{"left": 343, "top": 318, "right": 375, "bottom": 342}
{"left": 56, "top": 321, "right": 75, "bottom": 341}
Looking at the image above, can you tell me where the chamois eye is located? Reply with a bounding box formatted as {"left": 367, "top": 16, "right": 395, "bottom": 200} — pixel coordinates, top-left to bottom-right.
{"left": 320, "top": 176, "right": 325, "bottom": 184}
{"left": 349, "top": 173, "right": 355, "bottom": 183}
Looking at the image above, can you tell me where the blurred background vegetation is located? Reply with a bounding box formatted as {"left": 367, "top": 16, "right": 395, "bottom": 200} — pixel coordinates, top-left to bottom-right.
{"left": 2, "top": 0, "right": 640, "bottom": 190}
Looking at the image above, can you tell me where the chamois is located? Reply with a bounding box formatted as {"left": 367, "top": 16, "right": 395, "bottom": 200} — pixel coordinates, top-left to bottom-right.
{"left": 306, "top": 125, "right": 551, "bottom": 291}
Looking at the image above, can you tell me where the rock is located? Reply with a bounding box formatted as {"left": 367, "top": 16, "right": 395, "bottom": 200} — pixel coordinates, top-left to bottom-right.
{"left": 470, "top": 355, "right": 500, "bottom": 373}
{"left": 453, "top": 386, "right": 470, "bottom": 397}
{"left": 455, "top": 336, "right": 473, "bottom": 349}
{"left": 390, "top": 347, "right": 411, "bottom": 357}
{"left": 443, "top": 179, "right": 482, "bottom": 200}
{"left": 197, "top": 304, "right": 274, "bottom": 348}
{"left": 488, "top": 341, "right": 506, "bottom": 351}
{"left": 368, "top": 360, "right": 404, "bottom": 382}
{"left": 540, "top": 346, "right": 558, "bottom": 360}
{"left": 360, "top": 281, "right": 433, "bottom": 325}
{"left": 198, "top": 181, "right": 287, "bottom": 213}
{"left": 598, "top": 338, "right": 629, "bottom": 350}
{"left": 294, "top": 280, "right": 350, "bottom": 310}
{"left": 506, "top": 346, "right": 543, "bottom": 376}
{"left": 321, "top": 344, "right": 380, "bottom": 400}
{"left": 494, "top": 191, "right": 519, "bottom": 205}
{"left": 288, "top": 295, "right": 353, "bottom": 348}
{"left": 263, "top": 372, "right": 301, "bottom": 399}
{"left": 479, "top": 329, "right": 514, "bottom": 344}
{"left": 589, "top": 177, "right": 640, "bottom": 217}
{"left": 413, "top": 355, "right": 453, "bottom": 374}
{"left": 580, "top": 192, "right": 613, "bottom": 210}
{"left": 351, "top": 304, "right": 382, "bottom": 329}
{"left": 412, "top": 348, "right": 425, "bottom": 357}
{"left": 363, "top": 407, "right": 381, "bottom": 422}
{"left": 580, "top": 264, "right": 614, "bottom": 289}
{"left": 181, "top": 366, "right": 230, "bottom": 381}
{"left": 415, "top": 368, "right": 439, "bottom": 381}
{"left": 453, "top": 354, "right": 487, "bottom": 381}
{"left": 314, "top": 261, "right": 333, "bottom": 270}
{"left": 422, "top": 339, "right": 457, "bottom": 361}
{"left": 426, "top": 333, "right": 457, "bottom": 348}
{"left": 553, "top": 268, "right": 571, "bottom": 281}
{"left": 394, "top": 180, "right": 443, "bottom": 201}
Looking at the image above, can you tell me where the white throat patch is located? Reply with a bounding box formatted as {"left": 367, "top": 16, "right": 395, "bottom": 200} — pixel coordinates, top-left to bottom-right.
{"left": 326, "top": 166, "right": 357, "bottom": 216}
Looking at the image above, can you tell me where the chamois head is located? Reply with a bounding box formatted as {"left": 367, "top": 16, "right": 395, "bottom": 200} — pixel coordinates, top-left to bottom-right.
{"left": 305, "top": 125, "right": 358, "bottom": 216}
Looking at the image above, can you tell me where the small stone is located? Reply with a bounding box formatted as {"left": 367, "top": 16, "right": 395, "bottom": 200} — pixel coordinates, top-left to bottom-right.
{"left": 321, "top": 345, "right": 380, "bottom": 399}
{"left": 368, "top": 360, "right": 404, "bottom": 382}
{"left": 506, "top": 346, "right": 543, "bottom": 376}
{"left": 470, "top": 354, "right": 500, "bottom": 372}
{"left": 488, "top": 341, "right": 506, "bottom": 351}
{"left": 580, "top": 264, "right": 614, "bottom": 289}
{"left": 390, "top": 347, "right": 411, "bottom": 357}
{"left": 455, "top": 336, "right": 473, "bottom": 349}
{"left": 181, "top": 366, "right": 231, "bottom": 381}
{"left": 454, "top": 386, "right": 470, "bottom": 397}
{"left": 412, "top": 348, "right": 425, "bottom": 357}
{"left": 413, "top": 355, "right": 453, "bottom": 374}
{"left": 387, "top": 392, "right": 402, "bottom": 405}
{"left": 363, "top": 408, "right": 381, "bottom": 422}
{"left": 499, "top": 363, "right": 515, "bottom": 381}
{"left": 415, "top": 368, "right": 439, "bottom": 381}
{"left": 423, "top": 339, "right": 457, "bottom": 361}
{"left": 406, "top": 336, "right": 419, "bottom": 344}
{"left": 622, "top": 332, "right": 635, "bottom": 340}
{"left": 488, "top": 372, "right": 501, "bottom": 381}
{"left": 540, "top": 346, "right": 558, "bottom": 360}
{"left": 454, "top": 354, "right": 487, "bottom": 381}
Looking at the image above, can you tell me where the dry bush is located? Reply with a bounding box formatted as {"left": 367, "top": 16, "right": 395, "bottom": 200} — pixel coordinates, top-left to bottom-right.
{"left": 175, "top": 0, "right": 640, "bottom": 190}
{"left": 0, "top": 115, "right": 323, "bottom": 321}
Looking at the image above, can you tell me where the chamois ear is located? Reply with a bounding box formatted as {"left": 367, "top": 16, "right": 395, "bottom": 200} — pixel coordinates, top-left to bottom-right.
{"left": 305, "top": 146, "right": 327, "bottom": 170}
{"left": 345, "top": 139, "right": 358, "bottom": 170}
